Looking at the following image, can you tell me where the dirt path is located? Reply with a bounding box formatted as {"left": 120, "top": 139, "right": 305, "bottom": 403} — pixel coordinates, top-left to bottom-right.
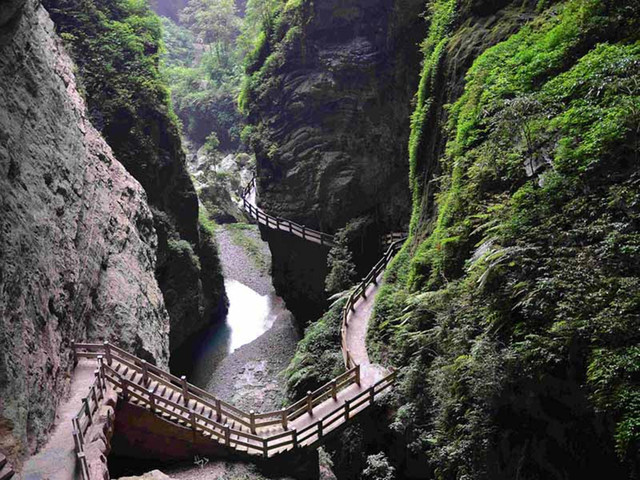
{"left": 22, "top": 359, "right": 95, "bottom": 480}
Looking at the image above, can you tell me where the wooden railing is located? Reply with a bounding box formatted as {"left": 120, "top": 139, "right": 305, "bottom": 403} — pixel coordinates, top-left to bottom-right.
{"left": 382, "top": 232, "right": 408, "bottom": 249}
{"left": 70, "top": 231, "right": 406, "bottom": 476}
{"left": 341, "top": 238, "right": 405, "bottom": 368}
{"left": 241, "top": 176, "right": 336, "bottom": 247}
{"left": 72, "top": 343, "right": 394, "bottom": 462}
{"left": 71, "top": 354, "right": 112, "bottom": 480}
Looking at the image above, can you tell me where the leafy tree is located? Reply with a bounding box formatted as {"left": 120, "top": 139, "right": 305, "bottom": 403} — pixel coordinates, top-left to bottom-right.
{"left": 362, "top": 453, "right": 396, "bottom": 480}
{"left": 180, "top": 0, "right": 241, "bottom": 45}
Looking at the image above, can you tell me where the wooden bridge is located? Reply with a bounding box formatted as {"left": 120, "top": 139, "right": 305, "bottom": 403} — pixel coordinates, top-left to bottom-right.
{"left": 70, "top": 238, "right": 404, "bottom": 479}
{"left": 241, "top": 177, "right": 336, "bottom": 247}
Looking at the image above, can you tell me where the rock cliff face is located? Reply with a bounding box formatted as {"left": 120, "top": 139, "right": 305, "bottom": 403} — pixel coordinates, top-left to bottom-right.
{"left": 42, "top": 0, "right": 228, "bottom": 352}
{"left": 244, "top": 0, "right": 424, "bottom": 320}
{"left": 0, "top": 0, "right": 169, "bottom": 464}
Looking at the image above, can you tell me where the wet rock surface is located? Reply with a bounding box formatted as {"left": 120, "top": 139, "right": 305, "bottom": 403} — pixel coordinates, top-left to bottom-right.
{"left": 0, "top": 0, "right": 169, "bottom": 466}
{"left": 42, "top": 0, "right": 228, "bottom": 355}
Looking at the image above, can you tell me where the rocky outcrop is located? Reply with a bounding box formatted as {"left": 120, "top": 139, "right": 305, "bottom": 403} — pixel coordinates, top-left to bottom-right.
{"left": 244, "top": 0, "right": 424, "bottom": 320}
{"left": 0, "top": 0, "right": 170, "bottom": 465}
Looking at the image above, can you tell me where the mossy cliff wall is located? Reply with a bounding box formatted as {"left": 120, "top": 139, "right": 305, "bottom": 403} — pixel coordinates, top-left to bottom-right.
{"left": 0, "top": 0, "right": 169, "bottom": 466}
{"left": 366, "top": 0, "right": 640, "bottom": 478}
{"left": 242, "top": 0, "right": 424, "bottom": 321}
{"left": 42, "top": 0, "right": 228, "bottom": 351}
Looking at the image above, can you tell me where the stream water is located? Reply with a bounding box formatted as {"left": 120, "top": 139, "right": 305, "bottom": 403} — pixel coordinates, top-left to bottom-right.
{"left": 177, "top": 279, "right": 287, "bottom": 386}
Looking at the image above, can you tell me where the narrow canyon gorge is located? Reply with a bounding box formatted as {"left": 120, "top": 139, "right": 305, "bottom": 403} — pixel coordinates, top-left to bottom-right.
{"left": 0, "top": 0, "right": 638, "bottom": 479}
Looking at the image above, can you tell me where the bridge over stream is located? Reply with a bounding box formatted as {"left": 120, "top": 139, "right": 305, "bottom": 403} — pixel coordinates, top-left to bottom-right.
{"left": 26, "top": 179, "right": 406, "bottom": 480}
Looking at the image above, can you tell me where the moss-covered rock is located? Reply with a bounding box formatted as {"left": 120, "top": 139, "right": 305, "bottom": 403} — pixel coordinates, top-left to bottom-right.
{"left": 242, "top": 0, "right": 425, "bottom": 320}
{"left": 369, "top": 0, "right": 640, "bottom": 478}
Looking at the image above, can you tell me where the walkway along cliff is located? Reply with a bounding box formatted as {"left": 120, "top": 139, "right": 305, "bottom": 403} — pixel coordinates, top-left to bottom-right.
{"left": 67, "top": 184, "right": 405, "bottom": 479}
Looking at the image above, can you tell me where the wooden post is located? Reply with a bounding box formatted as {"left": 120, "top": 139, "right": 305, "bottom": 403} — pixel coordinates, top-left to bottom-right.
{"left": 344, "top": 399, "right": 351, "bottom": 421}
{"left": 141, "top": 360, "right": 149, "bottom": 387}
{"left": 104, "top": 341, "right": 112, "bottom": 365}
{"left": 320, "top": 234, "right": 324, "bottom": 246}
{"left": 281, "top": 409, "right": 288, "bottom": 430}
{"left": 306, "top": 391, "right": 313, "bottom": 415}
{"left": 250, "top": 410, "right": 256, "bottom": 434}
{"left": 225, "top": 424, "right": 231, "bottom": 446}
{"left": 97, "top": 356, "right": 104, "bottom": 387}
{"left": 317, "top": 421, "right": 323, "bottom": 440}
{"left": 302, "top": 225, "right": 306, "bottom": 239}
{"left": 263, "top": 439, "right": 268, "bottom": 458}
{"left": 331, "top": 380, "right": 337, "bottom": 401}
{"left": 369, "top": 386, "right": 375, "bottom": 405}
{"left": 181, "top": 375, "right": 189, "bottom": 406}
{"left": 216, "top": 399, "right": 222, "bottom": 422}
{"left": 94, "top": 371, "right": 103, "bottom": 399}
{"left": 122, "top": 379, "right": 129, "bottom": 401}
{"left": 355, "top": 364, "right": 361, "bottom": 386}
{"left": 83, "top": 397, "right": 92, "bottom": 426}
{"left": 94, "top": 369, "right": 101, "bottom": 394}
{"left": 292, "top": 429, "right": 298, "bottom": 448}
{"left": 71, "top": 341, "right": 76, "bottom": 364}
{"left": 289, "top": 222, "right": 293, "bottom": 234}
{"left": 148, "top": 389, "right": 156, "bottom": 413}
{"left": 72, "top": 427, "right": 82, "bottom": 453}
{"left": 361, "top": 281, "right": 367, "bottom": 298}
{"left": 74, "top": 417, "right": 84, "bottom": 445}
{"left": 77, "top": 452, "right": 89, "bottom": 480}
{"left": 190, "top": 410, "right": 197, "bottom": 430}
{"left": 276, "top": 218, "right": 280, "bottom": 230}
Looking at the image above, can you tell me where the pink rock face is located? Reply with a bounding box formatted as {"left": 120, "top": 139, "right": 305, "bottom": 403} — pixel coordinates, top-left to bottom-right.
{"left": 0, "top": 0, "right": 170, "bottom": 465}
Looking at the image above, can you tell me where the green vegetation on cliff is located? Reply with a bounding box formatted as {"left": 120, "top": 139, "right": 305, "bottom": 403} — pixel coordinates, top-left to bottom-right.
{"left": 368, "top": 0, "right": 640, "bottom": 478}
{"left": 285, "top": 299, "right": 345, "bottom": 398}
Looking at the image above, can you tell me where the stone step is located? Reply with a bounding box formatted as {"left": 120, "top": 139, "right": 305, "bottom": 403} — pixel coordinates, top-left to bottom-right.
{"left": 0, "top": 464, "right": 14, "bottom": 480}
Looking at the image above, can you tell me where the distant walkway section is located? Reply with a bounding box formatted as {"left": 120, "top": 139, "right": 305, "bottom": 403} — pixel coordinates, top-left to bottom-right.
{"left": 241, "top": 177, "right": 336, "bottom": 247}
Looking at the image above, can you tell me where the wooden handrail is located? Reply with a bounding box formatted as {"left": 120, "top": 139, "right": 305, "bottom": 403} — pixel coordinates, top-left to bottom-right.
{"left": 240, "top": 176, "right": 336, "bottom": 247}
{"left": 72, "top": 344, "right": 396, "bottom": 457}
{"left": 340, "top": 238, "right": 405, "bottom": 367}
{"left": 74, "top": 344, "right": 360, "bottom": 430}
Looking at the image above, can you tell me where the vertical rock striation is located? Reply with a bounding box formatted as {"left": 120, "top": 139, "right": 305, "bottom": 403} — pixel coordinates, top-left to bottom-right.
{"left": 0, "top": 0, "right": 169, "bottom": 465}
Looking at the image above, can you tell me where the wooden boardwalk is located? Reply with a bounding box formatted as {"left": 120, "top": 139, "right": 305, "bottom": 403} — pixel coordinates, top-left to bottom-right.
{"left": 69, "top": 208, "right": 405, "bottom": 478}
{"left": 241, "top": 177, "right": 336, "bottom": 247}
